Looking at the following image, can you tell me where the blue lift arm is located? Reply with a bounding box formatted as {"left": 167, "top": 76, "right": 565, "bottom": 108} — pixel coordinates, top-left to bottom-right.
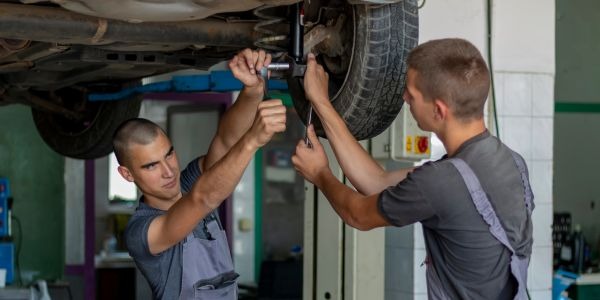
{"left": 88, "top": 70, "right": 288, "bottom": 101}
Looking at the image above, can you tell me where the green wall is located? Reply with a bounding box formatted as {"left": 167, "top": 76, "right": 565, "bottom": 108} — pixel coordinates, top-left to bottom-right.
{"left": 555, "top": 0, "right": 600, "bottom": 102}
{"left": 0, "top": 104, "right": 64, "bottom": 284}
{"left": 555, "top": 0, "right": 600, "bottom": 252}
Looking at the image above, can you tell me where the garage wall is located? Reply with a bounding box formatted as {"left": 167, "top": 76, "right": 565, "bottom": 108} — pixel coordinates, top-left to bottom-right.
{"left": 0, "top": 104, "right": 64, "bottom": 284}
{"left": 554, "top": 0, "right": 600, "bottom": 256}
{"left": 384, "top": 1, "right": 554, "bottom": 299}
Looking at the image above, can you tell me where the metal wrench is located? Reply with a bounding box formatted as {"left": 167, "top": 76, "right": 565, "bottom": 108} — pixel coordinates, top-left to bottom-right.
{"left": 259, "top": 57, "right": 307, "bottom": 79}
{"left": 304, "top": 106, "right": 313, "bottom": 147}
{"left": 259, "top": 57, "right": 313, "bottom": 147}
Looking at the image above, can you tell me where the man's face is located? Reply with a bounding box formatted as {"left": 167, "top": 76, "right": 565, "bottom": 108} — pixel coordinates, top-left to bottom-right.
{"left": 120, "top": 132, "right": 182, "bottom": 203}
{"left": 403, "top": 69, "right": 435, "bottom": 131}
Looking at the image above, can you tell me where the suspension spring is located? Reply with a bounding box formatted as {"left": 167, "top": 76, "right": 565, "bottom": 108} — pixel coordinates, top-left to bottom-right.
{"left": 253, "top": 5, "right": 288, "bottom": 52}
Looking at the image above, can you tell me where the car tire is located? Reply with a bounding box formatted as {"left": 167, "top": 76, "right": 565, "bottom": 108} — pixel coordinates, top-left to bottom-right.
{"left": 288, "top": 0, "right": 418, "bottom": 140}
{"left": 31, "top": 94, "right": 142, "bottom": 159}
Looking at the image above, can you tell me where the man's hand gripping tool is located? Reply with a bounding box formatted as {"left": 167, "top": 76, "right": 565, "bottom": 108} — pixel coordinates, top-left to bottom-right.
{"left": 259, "top": 57, "right": 313, "bottom": 147}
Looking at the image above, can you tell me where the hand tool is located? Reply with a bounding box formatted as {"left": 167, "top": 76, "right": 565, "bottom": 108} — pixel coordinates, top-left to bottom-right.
{"left": 258, "top": 57, "right": 313, "bottom": 147}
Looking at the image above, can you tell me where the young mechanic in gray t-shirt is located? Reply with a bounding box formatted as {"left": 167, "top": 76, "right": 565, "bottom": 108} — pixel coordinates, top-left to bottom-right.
{"left": 292, "top": 39, "right": 533, "bottom": 299}
{"left": 115, "top": 48, "right": 287, "bottom": 300}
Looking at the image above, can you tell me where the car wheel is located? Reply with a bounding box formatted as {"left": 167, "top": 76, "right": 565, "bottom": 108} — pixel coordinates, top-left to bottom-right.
{"left": 31, "top": 87, "right": 142, "bottom": 159}
{"left": 288, "top": 0, "right": 418, "bottom": 140}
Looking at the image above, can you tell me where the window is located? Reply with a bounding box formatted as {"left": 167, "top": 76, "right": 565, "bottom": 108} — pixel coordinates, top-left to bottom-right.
{"left": 108, "top": 153, "right": 138, "bottom": 202}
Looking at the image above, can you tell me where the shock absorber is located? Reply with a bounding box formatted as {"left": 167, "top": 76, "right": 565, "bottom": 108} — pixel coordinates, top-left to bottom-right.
{"left": 288, "top": 2, "right": 312, "bottom": 146}
{"left": 289, "top": 2, "right": 304, "bottom": 63}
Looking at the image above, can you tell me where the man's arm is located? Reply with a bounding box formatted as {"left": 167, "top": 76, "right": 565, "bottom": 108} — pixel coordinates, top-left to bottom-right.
{"left": 148, "top": 100, "right": 286, "bottom": 255}
{"left": 302, "top": 53, "right": 412, "bottom": 195}
{"left": 315, "top": 171, "right": 389, "bottom": 231}
{"left": 204, "top": 49, "right": 271, "bottom": 170}
{"left": 292, "top": 126, "right": 389, "bottom": 230}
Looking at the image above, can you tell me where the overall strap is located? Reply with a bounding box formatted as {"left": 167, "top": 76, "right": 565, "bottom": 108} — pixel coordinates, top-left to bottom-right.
{"left": 509, "top": 151, "right": 535, "bottom": 215}
{"left": 448, "top": 159, "right": 515, "bottom": 252}
{"left": 448, "top": 158, "right": 530, "bottom": 300}
{"left": 184, "top": 232, "right": 195, "bottom": 243}
{"left": 184, "top": 213, "right": 222, "bottom": 243}
{"left": 212, "top": 210, "right": 224, "bottom": 231}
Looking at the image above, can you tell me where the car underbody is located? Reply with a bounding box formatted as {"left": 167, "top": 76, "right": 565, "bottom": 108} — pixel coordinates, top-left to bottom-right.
{"left": 0, "top": 0, "right": 418, "bottom": 159}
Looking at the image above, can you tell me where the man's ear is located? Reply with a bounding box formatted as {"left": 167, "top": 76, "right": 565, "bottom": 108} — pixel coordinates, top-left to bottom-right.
{"left": 433, "top": 99, "right": 450, "bottom": 121}
{"left": 117, "top": 165, "right": 134, "bottom": 182}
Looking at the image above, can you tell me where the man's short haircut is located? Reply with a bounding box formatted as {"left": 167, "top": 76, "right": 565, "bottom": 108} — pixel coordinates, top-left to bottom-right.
{"left": 407, "top": 38, "right": 491, "bottom": 120}
{"left": 112, "top": 118, "right": 165, "bottom": 165}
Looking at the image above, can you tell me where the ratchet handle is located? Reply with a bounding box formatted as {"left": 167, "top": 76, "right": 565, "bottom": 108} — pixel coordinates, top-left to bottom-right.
{"left": 304, "top": 106, "right": 313, "bottom": 147}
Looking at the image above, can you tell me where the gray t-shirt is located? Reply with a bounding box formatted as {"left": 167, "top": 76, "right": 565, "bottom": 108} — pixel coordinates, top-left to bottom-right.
{"left": 378, "top": 131, "right": 533, "bottom": 299}
{"left": 125, "top": 158, "right": 222, "bottom": 300}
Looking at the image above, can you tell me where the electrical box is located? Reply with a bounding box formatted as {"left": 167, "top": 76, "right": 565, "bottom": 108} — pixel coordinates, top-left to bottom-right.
{"left": 371, "top": 105, "right": 431, "bottom": 161}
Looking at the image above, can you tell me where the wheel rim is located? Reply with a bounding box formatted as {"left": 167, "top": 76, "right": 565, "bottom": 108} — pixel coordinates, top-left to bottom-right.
{"left": 318, "top": 4, "right": 355, "bottom": 102}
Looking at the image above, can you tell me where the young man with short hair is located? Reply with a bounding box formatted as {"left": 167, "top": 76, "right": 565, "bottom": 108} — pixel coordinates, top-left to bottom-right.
{"left": 116, "top": 49, "right": 286, "bottom": 299}
{"left": 292, "top": 38, "right": 533, "bottom": 299}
